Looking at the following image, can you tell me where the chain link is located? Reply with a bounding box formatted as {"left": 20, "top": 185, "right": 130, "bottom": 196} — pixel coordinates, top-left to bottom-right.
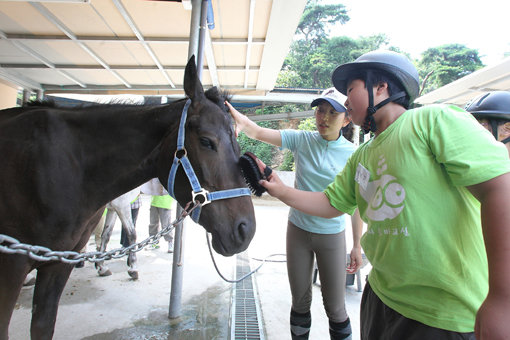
{"left": 0, "top": 201, "right": 199, "bottom": 265}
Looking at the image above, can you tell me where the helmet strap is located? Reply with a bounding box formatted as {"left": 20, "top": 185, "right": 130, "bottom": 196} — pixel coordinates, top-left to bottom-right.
{"left": 362, "top": 72, "right": 407, "bottom": 134}
{"left": 501, "top": 136, "right": 510, "bottom": 144}
{"left": 490, "top": 120, "right": 499, "bottom": 140}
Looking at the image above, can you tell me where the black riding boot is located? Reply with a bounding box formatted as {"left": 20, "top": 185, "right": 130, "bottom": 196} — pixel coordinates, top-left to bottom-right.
{"left": 290, "top": 309, "right": 311, "bottom": 340}
{"left": 329, "top": 317, "right": 352, "bottom": 340}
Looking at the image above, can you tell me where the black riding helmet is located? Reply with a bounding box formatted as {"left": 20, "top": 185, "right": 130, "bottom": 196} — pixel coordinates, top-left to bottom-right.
{"left": 332, "top": 50, "right": 420, "bottom": 133}
{"left": 465, "top": 91, "right": 510, "bottom": 143}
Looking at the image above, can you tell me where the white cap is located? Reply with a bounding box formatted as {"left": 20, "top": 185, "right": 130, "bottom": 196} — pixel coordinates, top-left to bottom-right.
{"left": 311, "top": 87, "right": 347, "bottom": 112}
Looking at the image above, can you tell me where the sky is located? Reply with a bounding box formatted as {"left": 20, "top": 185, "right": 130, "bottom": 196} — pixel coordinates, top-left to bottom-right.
{"left": 325, "top": 0, "right": 510, "bottom": 66}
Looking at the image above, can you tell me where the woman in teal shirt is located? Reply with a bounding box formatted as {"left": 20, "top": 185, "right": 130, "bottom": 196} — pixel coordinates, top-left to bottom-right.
{"left": 227, "top": 89, "right": 363, "bottom": 340}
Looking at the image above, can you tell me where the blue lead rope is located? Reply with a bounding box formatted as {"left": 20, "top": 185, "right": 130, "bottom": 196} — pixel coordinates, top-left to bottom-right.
{"left": 167, "top": 99, "right": 251, "bottom": 223}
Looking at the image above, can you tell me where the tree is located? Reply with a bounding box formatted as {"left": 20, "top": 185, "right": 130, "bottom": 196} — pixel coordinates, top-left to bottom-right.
{"left": 418, "top": 44, "right": 484, "bottom": 94}
{"left": 296, "top": 0, "right": 349, "bottom": 49}
{"left": 278, "top": 34, "right": 397, "bottom": 89}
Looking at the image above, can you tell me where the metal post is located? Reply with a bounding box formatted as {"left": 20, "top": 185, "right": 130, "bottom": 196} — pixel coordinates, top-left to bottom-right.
{"left": 187, "top": 0, "right": 202, "bottom": 63}
{"left": 168, "top": 0, "right": 206, "bottom": 320}
{"left": 22, "top": 89, "right": 30, "bottom": 104}
{"left": 168, "top": 204, "right": 185, "bottom": 319}
{"left": 36, "top": 90, "right": 44, "bottom": 101}
{"left": 196, "top": 0, "right": 208, "bottom": 79}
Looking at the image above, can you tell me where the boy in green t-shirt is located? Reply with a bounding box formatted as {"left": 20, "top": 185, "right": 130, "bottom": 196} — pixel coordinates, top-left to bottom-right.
{"left": 257, "top": 51, "right": 510, "bottom": 339}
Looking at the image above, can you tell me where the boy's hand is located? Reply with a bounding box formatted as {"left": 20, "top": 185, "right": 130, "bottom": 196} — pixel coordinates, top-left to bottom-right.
{"left": 258, "top": 166, "right": 288, "bottom": 199}
{"left": 347, "top": 246, "right": 363, "bottom": 274}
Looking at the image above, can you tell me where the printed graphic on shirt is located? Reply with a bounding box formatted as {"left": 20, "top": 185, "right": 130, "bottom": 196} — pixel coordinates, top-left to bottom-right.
{"left": 359, "top": 155, "right": 406, "bottom": 221}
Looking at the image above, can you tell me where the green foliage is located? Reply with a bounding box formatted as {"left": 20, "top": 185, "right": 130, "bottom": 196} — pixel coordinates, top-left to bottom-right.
{"left": 278, "top": 34, "right": 396, "bottom": 88}
{"left": 296, "top": 1, "right": 349, "bottom": 48}
{"left": 237, "top": 120, "right": 277, "bottom": 166}
{"left": 279, "top": 150, "right": 295, "bottom": 171}
{"left": 298, "top": 117, "right": 316, "bottom": 131}
{"left": 418, "top": 44, "right": 484, "bottom": 94}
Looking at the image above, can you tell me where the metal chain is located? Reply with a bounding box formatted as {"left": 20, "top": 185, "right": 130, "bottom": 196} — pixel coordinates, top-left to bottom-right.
{"left": 0, "top": 201, "right": 200, "bottom": 265}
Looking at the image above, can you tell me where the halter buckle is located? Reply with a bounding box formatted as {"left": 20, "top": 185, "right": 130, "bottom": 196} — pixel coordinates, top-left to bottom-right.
{"left": 192, "top": 189, "right": 211, "bottom": 206}
{"left": 174, "top": 148, "right": 187, "bottom": 160}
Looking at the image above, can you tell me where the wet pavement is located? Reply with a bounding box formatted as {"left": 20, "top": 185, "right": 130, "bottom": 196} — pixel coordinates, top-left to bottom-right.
{"left": 9, "top": 194, "right": 368, "bottom": 340}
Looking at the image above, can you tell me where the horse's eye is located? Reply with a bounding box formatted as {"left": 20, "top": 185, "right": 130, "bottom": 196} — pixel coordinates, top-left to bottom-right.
{"left": 199, "top": 137, "right": 216, "bottom": 151}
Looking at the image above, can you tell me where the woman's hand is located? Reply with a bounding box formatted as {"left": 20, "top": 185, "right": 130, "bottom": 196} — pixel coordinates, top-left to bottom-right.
{"left": 225, "top": 101, "right": 246, "bottom": 137}
{"left": 225, "top": 100, "right": 283, "bottom": 146}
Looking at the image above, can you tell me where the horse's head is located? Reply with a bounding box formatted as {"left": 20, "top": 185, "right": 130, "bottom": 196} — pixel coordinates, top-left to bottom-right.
{"left": 160, "top": 56, "right": 256, "bottom": 256}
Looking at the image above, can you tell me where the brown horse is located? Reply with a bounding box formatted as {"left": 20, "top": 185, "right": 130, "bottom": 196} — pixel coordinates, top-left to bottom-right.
{"left": 0, "top": 56, "right": 256, "bottom": 340}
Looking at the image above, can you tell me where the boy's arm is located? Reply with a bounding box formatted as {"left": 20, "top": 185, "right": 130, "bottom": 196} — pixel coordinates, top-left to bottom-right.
{"left": 259, "top": 171, "right": 343, "bottom": 219}
{"left": 467, "top": 172, "right": 510, "bottom": 339}
{"left": 347, "top": 209, "right": 364, "bottom": 274}
{"left": 256, "top": 158, "right": 343, "bottom": 218}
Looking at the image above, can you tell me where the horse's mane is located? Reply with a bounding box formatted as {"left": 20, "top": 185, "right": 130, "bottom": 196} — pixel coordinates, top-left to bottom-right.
{"left": 204, "top": 87, "right": 232, "bottom": 113}
{"left": 24, "top": 99, "right": 57, "bottom": 108}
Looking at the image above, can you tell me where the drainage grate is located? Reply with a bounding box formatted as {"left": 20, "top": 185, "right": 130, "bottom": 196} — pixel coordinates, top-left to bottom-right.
{"left": 229, "top": 251, "right": 265, "bottom": 340}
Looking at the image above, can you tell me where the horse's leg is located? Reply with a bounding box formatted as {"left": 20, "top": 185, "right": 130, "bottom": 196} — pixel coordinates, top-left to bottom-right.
{"left": 30, "top": 262, "right": 74, "bottom": 340}
{"left": 93, "top": 212, "right": 106, "bottom": 251}
{"left": 0, "top": 254, "right": 31, "bottom": 340}
{"left": 117, "top": 206, "right": 138, "bottom": 280}
{"left": 95, "top": 210, "right": 117, "bottom": 277}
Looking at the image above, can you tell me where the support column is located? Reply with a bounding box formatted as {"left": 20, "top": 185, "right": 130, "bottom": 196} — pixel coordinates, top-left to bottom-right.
{"left": 22, "top": 89, "right": 31, "bottom": 104}
{"left": 168, "top": 0, "right": 207, "bottom": 320}
{"left": 36, "top": 90, "right": 44, "bottom": 101}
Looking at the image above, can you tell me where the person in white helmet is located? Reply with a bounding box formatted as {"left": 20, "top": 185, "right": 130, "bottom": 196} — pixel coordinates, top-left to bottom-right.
{"left": 257, "top": 50, "right": 510, "bottom": 340}
{"left": 226, "top": 88, "right": 363, "bottom": 340}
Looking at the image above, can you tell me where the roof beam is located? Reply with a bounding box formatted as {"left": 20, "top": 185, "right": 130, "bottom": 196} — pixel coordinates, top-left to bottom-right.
{"left": 0, "top": 66, "right": 42, "bottom": 91}
{"left": 243, "top": 0, "right": 255, "bottom": 88}
{"left": 0, "top": 30, "right": 86, "bottom": 88}
{"left": 111, "top": 0, "right": 175, "bottom": 88}
{"left": 204, "top": 29, "right": 219, "bottom": 87}
{"left": 0, "top": 63, "right": 258, "bottom": 71}
{"left": 41, "top": 84, "right": 258, "bottom": 93}
{"left": 246, "top": 110, "right": 314, "bottom": 122}
{"left": 257, "top": 0, "right": 307, "bottom": 91}
{"left": 5, "top": 33, "right": 265, "bottom": 45}
{"left": 29, "top": 2, "right": 132, "bottom": 88}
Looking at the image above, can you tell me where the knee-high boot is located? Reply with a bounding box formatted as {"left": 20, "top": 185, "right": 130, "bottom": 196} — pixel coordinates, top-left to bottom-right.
{"left": 329, "top": 317, "right": 352, "bottom": 340}
{"left": 290, "top": 309, "right": 311, "bottom": 340}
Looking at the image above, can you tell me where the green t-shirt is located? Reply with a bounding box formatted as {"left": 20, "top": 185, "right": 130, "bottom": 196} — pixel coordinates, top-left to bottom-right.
{"left": 151, "top": 195, "right": 173, "bottom": 209}
{"left": 324, "top": 104, "right": 510, "bottom": 332}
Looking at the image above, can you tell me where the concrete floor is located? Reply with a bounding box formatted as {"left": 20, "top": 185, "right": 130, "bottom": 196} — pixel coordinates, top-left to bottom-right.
{"left": 9, "top": 195, "right": 368, "bottom": 340}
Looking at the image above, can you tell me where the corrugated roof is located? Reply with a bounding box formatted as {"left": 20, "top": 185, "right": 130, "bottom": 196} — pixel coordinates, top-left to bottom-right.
{"left": 0, "top": 0, "right": 307, "bottom": 97}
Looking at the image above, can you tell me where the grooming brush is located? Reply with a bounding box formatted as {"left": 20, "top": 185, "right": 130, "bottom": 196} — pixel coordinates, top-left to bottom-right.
{"left": 239, "top": 152, "right": 273, "bottom": 197}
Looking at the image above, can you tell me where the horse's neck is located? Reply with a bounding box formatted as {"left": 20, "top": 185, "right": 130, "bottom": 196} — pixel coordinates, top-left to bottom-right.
{"left": 76, "top": 103, "right": 182, "bottom": 205}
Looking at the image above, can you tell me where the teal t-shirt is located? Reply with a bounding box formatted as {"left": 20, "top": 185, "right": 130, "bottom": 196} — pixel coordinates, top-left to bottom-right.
{"left": 281, "top": 129, "right": 356, "bottom": 234}
{"left": 324, "top": 104, "right": 510, "bottom": 332}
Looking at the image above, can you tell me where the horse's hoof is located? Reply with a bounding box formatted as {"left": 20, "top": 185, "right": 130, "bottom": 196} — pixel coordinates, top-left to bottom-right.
{"left": 98, "top": 268, "right": 112, "bottom": 277}
{"left": 128, "top": 270, "right": 138, "bottom": 280}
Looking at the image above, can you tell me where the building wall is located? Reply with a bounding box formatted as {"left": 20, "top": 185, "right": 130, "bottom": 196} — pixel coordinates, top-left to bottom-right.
{"left": 0, "top": 80, "right": 19, "bottom": 109}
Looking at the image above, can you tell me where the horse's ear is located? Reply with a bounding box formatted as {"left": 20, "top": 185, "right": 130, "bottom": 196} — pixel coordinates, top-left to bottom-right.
{"left": 183, "top": 55, "right": 205, "bottom": 101}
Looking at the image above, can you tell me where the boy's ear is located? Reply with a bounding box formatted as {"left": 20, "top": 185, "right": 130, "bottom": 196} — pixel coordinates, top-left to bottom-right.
{"left": 503, "top": 122, "right": 510, "bottom": 131}
{"left": 375, "top": 82, "right": 388, "bottom": 94}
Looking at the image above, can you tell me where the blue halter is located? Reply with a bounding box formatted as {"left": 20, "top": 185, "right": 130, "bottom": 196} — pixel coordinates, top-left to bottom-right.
{"left": 167, "top": 99, "right": 251, "bottom": 223}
